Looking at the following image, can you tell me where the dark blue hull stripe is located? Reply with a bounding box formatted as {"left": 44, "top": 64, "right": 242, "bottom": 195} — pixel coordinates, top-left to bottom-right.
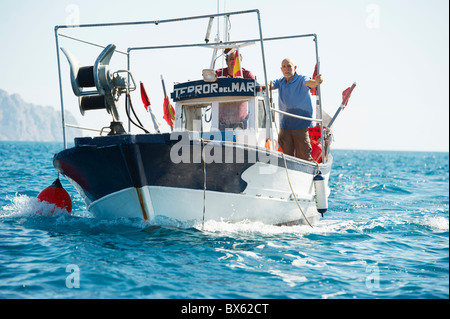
{"left": 53, "top": 133, "right": 330, "bottom": 204}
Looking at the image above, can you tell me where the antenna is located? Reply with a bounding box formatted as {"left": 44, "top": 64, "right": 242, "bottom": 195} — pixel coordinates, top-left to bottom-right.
{"left": 215, "top": 0, "right": 221, "bottom": 42}
{"left": 204, "top": 17, "right": 214, "bottom": 43}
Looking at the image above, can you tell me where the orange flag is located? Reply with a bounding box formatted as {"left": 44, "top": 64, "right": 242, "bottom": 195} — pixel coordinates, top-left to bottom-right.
{"left": 161, "top": 75, "right": 175, "bottom": 129}
{"left": 232, "top": 50, "right": 241, "bottom": 78}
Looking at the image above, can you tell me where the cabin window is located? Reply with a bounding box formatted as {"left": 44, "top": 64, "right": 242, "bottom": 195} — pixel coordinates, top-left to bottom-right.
{"left": 182, "top": 104, "right": 212, "bottom": 132}
{"left": 258, "top": 99, "right": 267, "bottom": 129}
{"left": 218, "top": 100, "right": 249, "bottom": 131}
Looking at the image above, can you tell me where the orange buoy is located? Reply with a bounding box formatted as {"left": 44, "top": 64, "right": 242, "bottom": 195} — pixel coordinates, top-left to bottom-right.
{"left": 265, "top": 138, "right": 283, "bottom": 153}
{"left": 37, "top": 178, "right": 72, "bottom": 213}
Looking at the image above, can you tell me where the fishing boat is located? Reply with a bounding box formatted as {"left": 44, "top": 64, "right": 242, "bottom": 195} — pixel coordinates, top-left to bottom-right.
{"left": 50, "top": 10, "right": 354, "bottom": 227}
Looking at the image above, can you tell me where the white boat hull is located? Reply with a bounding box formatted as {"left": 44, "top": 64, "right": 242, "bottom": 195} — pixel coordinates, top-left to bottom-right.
{"left": 55, "top": 134, "right": 332, "bottom": 227}
{"left": 88, "top": 185, "right": 322, "bottom": 226}
{"left": 86, "top": 161, "right": 330, "bottom": 226}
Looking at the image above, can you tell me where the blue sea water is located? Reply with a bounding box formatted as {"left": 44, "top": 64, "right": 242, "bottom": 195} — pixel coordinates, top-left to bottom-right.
{"left": 0, "top": 141, "right": 448, "bottom": 300}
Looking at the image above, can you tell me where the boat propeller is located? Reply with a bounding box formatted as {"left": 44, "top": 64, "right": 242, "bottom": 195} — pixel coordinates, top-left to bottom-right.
{"left": 61, "top": 44, "right": 136, "bottom": 135}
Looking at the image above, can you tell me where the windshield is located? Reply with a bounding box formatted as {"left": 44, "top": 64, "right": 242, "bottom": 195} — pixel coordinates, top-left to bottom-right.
{"left": 182, "top": 104, "right": 212, "bottom": 132}
{"left": 219, "top": 100, "right": 249, "bottom": 131}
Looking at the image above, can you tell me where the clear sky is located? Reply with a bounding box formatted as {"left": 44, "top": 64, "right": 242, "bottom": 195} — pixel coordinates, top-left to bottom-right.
{"left": 1, "top": 0, "right": 448, "bottom": 152}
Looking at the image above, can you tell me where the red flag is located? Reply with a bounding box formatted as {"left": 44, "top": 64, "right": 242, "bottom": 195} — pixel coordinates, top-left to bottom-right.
{"left": 342, "top": 83, "right": 357, "bottom": 108}
{"left": 163, "top": 95, "right": 175, "bottom": 128}
{"left": 140, "top": 82, "right": 150, "bottom": 112}
{"left": 310, "top": 64, "right": 317, "bottom": 96}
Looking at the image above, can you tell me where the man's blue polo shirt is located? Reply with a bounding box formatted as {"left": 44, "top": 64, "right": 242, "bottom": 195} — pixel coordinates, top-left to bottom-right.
{"left": 273, "top": 73, "right": 313, "bottom": 129}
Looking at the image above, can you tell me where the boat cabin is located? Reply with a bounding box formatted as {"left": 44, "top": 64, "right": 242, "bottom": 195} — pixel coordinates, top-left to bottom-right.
{"left": 171, "top": 77, "right": 270, "bottom": 148}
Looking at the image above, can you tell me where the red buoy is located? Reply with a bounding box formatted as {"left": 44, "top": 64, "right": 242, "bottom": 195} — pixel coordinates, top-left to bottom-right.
{"left": 37, "top": 178, "right": 72, "bottom": 214}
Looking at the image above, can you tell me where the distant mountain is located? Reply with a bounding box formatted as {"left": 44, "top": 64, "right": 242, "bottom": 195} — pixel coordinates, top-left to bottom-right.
{"left": 0, "top": 89, "right": 78, "bottom": 142}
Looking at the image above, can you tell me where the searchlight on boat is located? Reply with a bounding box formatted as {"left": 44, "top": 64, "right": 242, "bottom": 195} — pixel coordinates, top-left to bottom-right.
{"left": 202, "top": 69, "right": 218, "bottom": 82}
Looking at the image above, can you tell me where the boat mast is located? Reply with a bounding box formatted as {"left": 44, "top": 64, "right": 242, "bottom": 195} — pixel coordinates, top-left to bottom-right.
{"left": 208, "top": 0, "right": 222, "bottom": 69}
{"left": 256, "top": 11, "right": 273, "bottom": 147}
{"left": 54, "top": 26, "right": 67, "bottom": 149}
{"left": 313, "top": 34, "right": 325, "bottom": 163}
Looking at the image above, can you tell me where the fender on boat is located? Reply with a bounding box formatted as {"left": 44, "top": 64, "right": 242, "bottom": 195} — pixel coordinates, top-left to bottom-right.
{"left": 313, "top": 171, "right": 327, "bottom": 216}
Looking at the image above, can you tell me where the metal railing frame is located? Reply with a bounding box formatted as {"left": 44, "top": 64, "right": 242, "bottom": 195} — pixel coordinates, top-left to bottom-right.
{"left": 54, "top": 9, "right": 325, "bottom": 162}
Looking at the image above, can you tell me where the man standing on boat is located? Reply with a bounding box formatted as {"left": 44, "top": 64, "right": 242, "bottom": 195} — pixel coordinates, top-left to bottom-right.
{"left": 216, "top": 51, "right": 255, "bottom": 79}
{"left": 216, "top": 51, "right": 256, "bottom": 130}
{"left": 270, "top": 58, "right": 323, "bottom": 161}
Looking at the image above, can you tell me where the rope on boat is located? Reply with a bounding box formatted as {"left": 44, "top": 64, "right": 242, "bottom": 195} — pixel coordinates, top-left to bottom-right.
{"left": 281, "top": 152, "right": 313, "bottom": 228}
{"left": 269, "top": 89, "right": 313, "bottom": 228}
{"left": 126, "top": 93, "right": 149, "bottom": 133}
{"left": 201, "top": 138, "right": 207, "bottom": 230}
